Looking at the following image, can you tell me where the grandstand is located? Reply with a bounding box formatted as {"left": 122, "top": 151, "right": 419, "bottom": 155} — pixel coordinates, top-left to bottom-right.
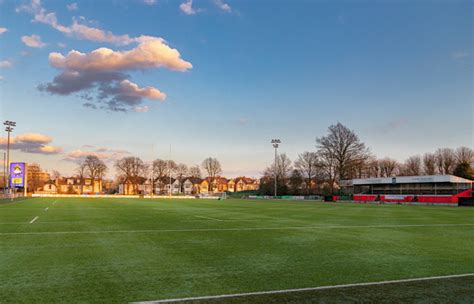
{"left": 348, "top": 175, "right": 473, "bottom": 205}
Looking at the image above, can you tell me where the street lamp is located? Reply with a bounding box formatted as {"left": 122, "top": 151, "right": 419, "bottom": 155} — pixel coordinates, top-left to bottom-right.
{"left": 271, "top": 139, "right": 281, "bottom": 198}
{"left": 4, "top": 120, "right": 16, "bottom": 195}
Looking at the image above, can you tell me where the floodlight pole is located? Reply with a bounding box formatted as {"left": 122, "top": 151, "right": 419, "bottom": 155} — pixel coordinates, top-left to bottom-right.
{"left": 271, "top": 139, "right": 281, "bottom": 198}
{"left": 4, "top": 121, "right": 16, "bottom": 195}
{"left": 2, "top": 152, "right": 5, "bottom": 194}
{"left": 168, "top": 144, "right": 172, "bottom": 197}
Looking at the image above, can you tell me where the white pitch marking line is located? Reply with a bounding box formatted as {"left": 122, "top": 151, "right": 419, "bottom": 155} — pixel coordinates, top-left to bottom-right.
{"left": 1, "top": 223, "right": 473, "bottom": 236}
{"left": 136, "top": 273, "right": 474, "bottom": 303}
{"left": 29, "top": 216, "right": 39, "bottom": 224}
{"left": 193, "top": 215, "right": 223, "bottom": 222}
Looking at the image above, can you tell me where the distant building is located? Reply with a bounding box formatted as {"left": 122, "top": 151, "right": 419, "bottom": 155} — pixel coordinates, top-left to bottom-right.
{"left": 41, "top": 180, "right": 57, "bottom": 194}
{"left": 27, "top": 163, "right": 50, "bottom": 193}
{"left": 57, "top": 177, "right": 102, "bottom": 194}
{"left": 348, "top": 175, "right": 473, "bottom": 204}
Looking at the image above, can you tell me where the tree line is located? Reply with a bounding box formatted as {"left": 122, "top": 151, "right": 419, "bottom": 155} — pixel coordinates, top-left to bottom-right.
{"left": 109, "top": 156, "right": 221, "bottom": 194}
{"left": 259, "top": 122, "right": 474, "bottom": 196}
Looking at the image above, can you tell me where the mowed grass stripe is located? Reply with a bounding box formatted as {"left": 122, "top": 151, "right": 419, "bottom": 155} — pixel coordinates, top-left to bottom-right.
{"left": 0, "top": 223, "right": 474, "bottom": 236}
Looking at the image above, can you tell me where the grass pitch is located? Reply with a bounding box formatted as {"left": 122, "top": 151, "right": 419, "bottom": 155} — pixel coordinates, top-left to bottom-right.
{"left": 0, "top": 197, "right": 473, "bottom": 303}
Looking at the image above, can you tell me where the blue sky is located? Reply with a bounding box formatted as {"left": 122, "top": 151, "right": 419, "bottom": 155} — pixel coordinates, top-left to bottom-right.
{"left": 0, "top": 0, "right": 472, "bottom": 178}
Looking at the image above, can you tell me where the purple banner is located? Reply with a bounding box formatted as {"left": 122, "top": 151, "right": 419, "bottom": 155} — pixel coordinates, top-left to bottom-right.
{"left": 10, "top": 162, "right": 25, "bottom": 187}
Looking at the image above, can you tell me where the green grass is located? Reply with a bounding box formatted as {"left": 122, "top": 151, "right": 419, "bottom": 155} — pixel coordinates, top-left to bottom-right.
{"left": 0, "top": 197, "right": 473, "bottom": 303}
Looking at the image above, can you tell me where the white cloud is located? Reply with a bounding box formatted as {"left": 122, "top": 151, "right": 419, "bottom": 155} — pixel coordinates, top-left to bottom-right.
{"left": 143, "top": 0, "right": 157, "bottom": 5}
{"left": 117, "top": 80, "right": 166, "bottom": 101}
{"left": 0, "top": 76, "right": 3, "bottom": 81}
{"left": 57, "top": 42, "right": 66, "bottom": 48}
{"left": 0, "top": 132, "right": 63, "bottom": 154}
{"left": 66, "top": 2, "right": 78, "bottom": 11}
{"left": 63, "top": 146, "right": 130, "bottom": 163}
{"left": 180, "top": 0, "right": 196, "bottom": 15}
{"left": 21, "top": 34, "right": 47, "bottom": 48}
{"left": 0, "top": 27, "right": 7, "bottom": 34}
{"left": 134, "top": 105, "right": 149, "bottom": 113}
{"left": 49, "top": 36, "right": 192, "bottom": 72}
{"left": 452, "top": 51, "right": 469, "bottom": 60}
{"left": 19, "top": 0, "right": 191, "bottom": 113}
{"left": 214, "top": 0, "right": 231, "bottom": 12}
{"left": 40, "top": 37, "right": 190, "bottom": 112}
{"left": 17, "top": 0, "right": 135, "bottom": 45}
{"left": 0, "top": 60, "right": 12, "bottom": 68}
{"left": 16, "top": 133, "right": 52, "bottom": 143}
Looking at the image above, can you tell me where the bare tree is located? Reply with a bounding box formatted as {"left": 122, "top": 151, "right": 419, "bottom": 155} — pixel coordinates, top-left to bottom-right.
{"left": 262, "top": 153, "right": 293, "bottom": 192}
{"left": 115, "top": 157, "right": 147, "bottom": 194}
{"left": 175, "top": 163, "right": 188, "bottom": 193}
{"left": 189, "top": 165, "right": 202, "bottom": 178}
{"left": 275, "top": 153, "right": 293, "bottom": 180}
{"left": 51, "top": 170, "right": 61, "bottom": 181}
{"left": 316, "top": 123, "right": 370, "bottom": 181}
{"left": 317, "top": 149, "right": 337, "bottom": 194}
{"left": 379, "top": 158, "right": 399, "bottom": 177}
{"left": 76, "top": 163, "right": 87, "bottom": 194}
{"left": 435, "top": 148, "right": 456, "bottom": 174}
{"left": 83, "top": 155, "right": 107, "bottom": 191}
{"left": 151, "top": 159, "right": 177, "bottom": 194}
{"left": 202, "top": 157, "right": 222, "bottom": 178}
{"left": 27, "top": 163, "right": 45, "bottom": 193}
{"left": 403, "top": 155, "right": 422, "bottom": 176}
{"left": 264, "top": 154, "right": 293, "bottom": 180}
{"left": 152, "top": 159, "right": 168, "bottom": 194}
{"left": 289, "top": 169, "right": 303, "bottom": 194}
{"left": 455, "top": 146, "right": 474, "bottom": 166}
{"left": 202, "top": 158, "right": 222, "bottom": 192}
{"left": 422, "top": 153, "right": 437, "bottom": 175}
{"left": 295, "top": 151, "right": 319, "bottom": 193}
{"left": 366, "top": 157, "right": 381, "bottom": 178}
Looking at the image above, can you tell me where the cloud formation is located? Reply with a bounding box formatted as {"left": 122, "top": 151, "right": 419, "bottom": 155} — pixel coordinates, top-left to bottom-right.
{"left": 66, "top": 2, "right": 78, "bottom": 11}
{"left": 19, "top": 0, "right": 192, "bottom": 113}
{"left": 214, "top": 0, "right": 231, "bottom": 12}
{"left": 0, "top": 60, "right": 12, "bottom": 68}
{"left": 133, "top": 105, "right": 149, "bottom": 113}
{"left": 452, "top": 51, "right": 469, "bottom": 60}
{"left": 17, "top": 0, "right": 135, "bottom": 45}
{"left": 48, "top": 37, "right": 192, "bottom": 72}
{"left": 180, "top": 0, "right": 196, "bottom": 15}
{"left": 0, "top": 27, "right": 7, "bottom": 34}
{"left": 63, "top": 146, "right": 130, "bottom": 163}
{"left": 143, "top": 0, "right": 157, "bottom": 5}
{"left": 0, "top": 133, "right": 63, "bottom": 154}
{"left": 21, "top": 34, "right": 47, "bottom": 48}
{"left": 40, "top": 37, "right": 190, "bottom": 112}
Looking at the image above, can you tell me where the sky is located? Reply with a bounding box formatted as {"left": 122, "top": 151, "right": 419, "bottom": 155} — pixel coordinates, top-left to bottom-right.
{"left": 0, "top": 0, "right": 472, "bottom": 178}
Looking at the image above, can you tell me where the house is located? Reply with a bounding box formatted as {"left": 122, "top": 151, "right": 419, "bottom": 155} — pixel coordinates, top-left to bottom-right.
{"left": 227, "top": 179, "right": 236, "bottom": 192}
{"left": 41, "top": 180, "right": 57, "bottom": 194}
{"left": 182, "top": 177, "right": 202, "bottom": 195}
{"left": 57, "top": 177, "right": 102, "bottom": 194}
{"left": 138, "top": 179, "right": 153, "bottom": 195}
{"left": 171, "top": 179, "right": 181, "bottom": 194}
{"left": 155, "top": 177, "right": 175, "bottom": 195}
{"left": 119, "top": 177, "right": 152, "bottom": 195}
{"left": 200, "top": 177, "right": 228, "bottom": 193}
{"left": 233, "top": 177, "right": 259, "bottom": 192}
{"left": 214, "top": 177, "right": 229, "bottom": 192}
{"left": 199, "top": 179, "right": 210, "bottom": 194}
{"left": 27, "top": 163, "right": 51, "bottom": 193}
